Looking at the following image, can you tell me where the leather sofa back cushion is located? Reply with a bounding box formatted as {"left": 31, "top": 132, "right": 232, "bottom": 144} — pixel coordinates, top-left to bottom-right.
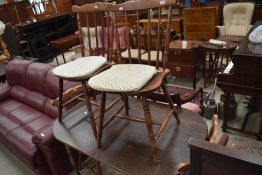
{"left": 10, "top": 86, "right": 58, "bottom": 119}
{"left": 5, "top": 60, "right": 32, "bottom": 87}
{"left": 6, "top": 60, "right": 59, "bottom": 99}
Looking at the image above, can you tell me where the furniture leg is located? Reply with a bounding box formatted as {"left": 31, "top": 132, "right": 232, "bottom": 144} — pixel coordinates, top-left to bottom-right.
{"left": 222, "top": 92, "right": 230, "bottom": 132}
{"left": 161, "top": 83, "right": 180, "bottom": 124}
{"left": 141, "top": 95, "right": 159, "bottom": 164}
{"left": 96, "top": 161, "right": 102, "bottom": 175}
{"left": 97, "top": 92, "right": 106, "bottom": 148}
{"left": 61, "top": 51, "right": 66, "bottom": 64}
{"left": 193, "top": 68, "right": 196, "bottom": 89}
{"left": 55, "top": 55, "right": 59, "bottom": 65}
{"left": 65, "top": 145, "right": 81, "bottom": 175}
{"left": 241, "top": 110, "right": 255, "bottom": 130}
{"left": 58, "top": 78, "right": 63, "bottom": 122}
{"left": 81, "top": 81, "right": 97, "bottom": 139}
{"left": 123, "top": 95, "right": 129, "bottom": 115}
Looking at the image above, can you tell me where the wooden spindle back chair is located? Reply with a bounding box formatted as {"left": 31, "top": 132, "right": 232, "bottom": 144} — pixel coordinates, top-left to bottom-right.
{"left": 88, "top": 0, "right": 179, "bottom": 164}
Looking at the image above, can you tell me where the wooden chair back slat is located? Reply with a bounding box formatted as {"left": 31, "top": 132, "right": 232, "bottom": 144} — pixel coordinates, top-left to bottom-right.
{"left": 147, "top": 8, "right": 151, "bottom": 65}
{"left": 93, "top": 12, "right": 99, "bottom": 55}
{"left": 136, "top": 10, "right": 142, "bottom": 64}
{"left": 85, "top": 13, "right": 92, "bottom": 56}
{"left": 163, "top": 5, "right": 172, "bottom": 69}
{"left": 156, "top": 8, "right": 161, "bottom": 69}
{"left": 124, "top": 11, "right": 132, "bottom": 63}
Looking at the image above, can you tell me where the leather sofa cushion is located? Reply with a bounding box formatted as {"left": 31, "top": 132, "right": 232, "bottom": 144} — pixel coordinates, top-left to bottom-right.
{"left": 0, "top": 98, "right": 54, "bottom": 168}
{"left": 5, "top": 60, "right": 32, "bottom": 87}
{"left": 10, "top": 86, "right": 58, "bottom": 119}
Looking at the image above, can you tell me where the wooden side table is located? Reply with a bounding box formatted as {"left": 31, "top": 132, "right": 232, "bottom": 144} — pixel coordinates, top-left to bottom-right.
{"left": 199, "top": 41, "right": 238, "bottom": 87}
{"left": 168, "top": 40, "right": 202, "bottom": 89}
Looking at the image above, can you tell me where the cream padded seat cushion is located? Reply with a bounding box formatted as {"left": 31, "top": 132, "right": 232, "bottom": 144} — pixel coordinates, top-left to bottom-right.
{"left": 52, "top": 56, "right": 107, "bottom": 78}
{"left": 141, "top": 51, "right": 163, "bottom": 62}
{"left": 121, "top": 49, "right": 146, "bottom": 58}
{"left": 88, "top": 64, "right": 157, "bottom": 92}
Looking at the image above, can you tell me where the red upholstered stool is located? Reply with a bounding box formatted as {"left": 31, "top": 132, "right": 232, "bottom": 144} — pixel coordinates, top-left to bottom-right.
{"left": 51, "top": 33, "right": 80, "bottom": 65}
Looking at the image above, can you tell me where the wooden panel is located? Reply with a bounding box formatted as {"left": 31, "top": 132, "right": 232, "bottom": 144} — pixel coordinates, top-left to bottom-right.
{"left": 183, "top": 7, "right": 218, "bottom": 41}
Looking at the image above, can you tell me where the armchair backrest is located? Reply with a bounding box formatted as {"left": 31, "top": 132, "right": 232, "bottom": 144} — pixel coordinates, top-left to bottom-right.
{"left": 223, "top": 2, "right": 254, "bottom": 36}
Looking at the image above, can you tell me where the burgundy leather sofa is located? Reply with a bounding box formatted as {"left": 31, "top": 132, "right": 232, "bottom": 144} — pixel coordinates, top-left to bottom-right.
{"left": 0, "top": 60, "right": 77, "bottom": 175}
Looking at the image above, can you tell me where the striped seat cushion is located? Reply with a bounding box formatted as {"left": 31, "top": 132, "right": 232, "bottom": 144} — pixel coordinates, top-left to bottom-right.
{"left": 52, "top": 56, "right": 107, "bottom": 78}
{"left": 88, "top": 64, "right": 157, "bottom": 92}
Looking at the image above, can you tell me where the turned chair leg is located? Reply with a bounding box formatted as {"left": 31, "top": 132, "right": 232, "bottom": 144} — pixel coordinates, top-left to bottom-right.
{"left": 81, "top": 82, "right": 97, "bottom": 139}
{"left": 141, "top": 95, "right": 159, "bottom": 164}
{"left": 122, "top": 95, "right": 129, "bottom": 115}
{"left": 96, "top": 161, "right": 102, "bottom": 175}
{"left": 161, "top": 83, "right": 180, "bottom": 124}
{"left": 65, "top": 145, "right": 81, "bottom": 175}
{"left": 58, "top": 78, "right": 63, "bottom": 122}
{"left": 97, "top": 92, "right": 106, "bottom": 148}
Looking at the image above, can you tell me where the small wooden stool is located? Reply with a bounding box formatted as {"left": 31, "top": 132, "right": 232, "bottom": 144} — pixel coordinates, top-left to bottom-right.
{"left": 51, "top": 34, "right": 80, "bottom": 65}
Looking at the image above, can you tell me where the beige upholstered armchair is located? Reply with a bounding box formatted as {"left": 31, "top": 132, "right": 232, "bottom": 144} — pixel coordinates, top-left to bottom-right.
{"left": 217, "top": 2, "right": 255, "bottom": 36}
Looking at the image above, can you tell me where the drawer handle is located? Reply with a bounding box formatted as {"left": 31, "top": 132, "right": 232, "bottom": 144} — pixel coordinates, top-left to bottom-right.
{"left": 175, "top": 66, "right": 181, "bottom": 72}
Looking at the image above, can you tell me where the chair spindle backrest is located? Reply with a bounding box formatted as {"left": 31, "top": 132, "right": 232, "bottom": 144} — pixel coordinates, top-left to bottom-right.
{"left": 112, "top": 0, "right": 176, "bottom": 69}
{"left": 72, "top": 2, "right": 114, "bottom": 61}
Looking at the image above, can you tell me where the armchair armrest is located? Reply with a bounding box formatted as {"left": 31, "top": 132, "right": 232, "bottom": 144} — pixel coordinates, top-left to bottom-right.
{"left": 216, "top": 25, "right": 226, "bottom": 36}
{"left": 176, "top": 160, "right": 190, "bottom": 175}
{"left": 0, "top": 83, "right": 11, "bottom": 102}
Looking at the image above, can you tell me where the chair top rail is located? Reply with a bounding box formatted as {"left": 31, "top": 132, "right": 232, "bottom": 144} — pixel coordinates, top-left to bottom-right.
{"left": 72, "top": 2, "right": 115, "bottom": 13}
{"left": 115, "top": 0, "right": 178, "bottom": 12}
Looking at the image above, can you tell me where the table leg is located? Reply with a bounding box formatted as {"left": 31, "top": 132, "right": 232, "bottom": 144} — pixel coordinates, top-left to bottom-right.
{"left": 65, "top": 145, "right": 81, "bottom": 175}
{"left": 222, "top": 92, "right": 230, "bottom": 132}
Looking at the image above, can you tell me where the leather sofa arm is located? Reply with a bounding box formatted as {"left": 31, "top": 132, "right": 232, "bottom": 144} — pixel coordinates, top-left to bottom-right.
{"left": 32, "top": 125, "right": 54, "bottom": 146}
{"left": 0, "top": 83, "right": 11, "bottom": 102}
{"left": 32, "top": 124, "right": 73, "bottom": 175}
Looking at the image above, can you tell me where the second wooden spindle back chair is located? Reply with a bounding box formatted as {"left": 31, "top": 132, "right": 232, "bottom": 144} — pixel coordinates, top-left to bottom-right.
{"left": 88, "top": 0, "right": 180, "bottom": 164}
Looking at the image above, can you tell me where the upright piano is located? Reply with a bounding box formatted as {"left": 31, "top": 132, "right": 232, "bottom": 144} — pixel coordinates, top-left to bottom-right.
{"left": 217, "top": 22, "right": 262, "bottom": 139}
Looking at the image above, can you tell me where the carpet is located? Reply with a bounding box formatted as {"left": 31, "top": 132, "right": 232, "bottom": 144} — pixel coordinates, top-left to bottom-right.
{"left": 166, "top": 85, "right": 211, "bottom": 105}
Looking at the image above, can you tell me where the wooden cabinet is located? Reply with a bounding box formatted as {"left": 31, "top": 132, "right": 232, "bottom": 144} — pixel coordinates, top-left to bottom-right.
{"left": 183, "top": 7, "right": 218, "bottom": 41}
{"left": 168, "top": 40, "right": 202, "bottom": 89}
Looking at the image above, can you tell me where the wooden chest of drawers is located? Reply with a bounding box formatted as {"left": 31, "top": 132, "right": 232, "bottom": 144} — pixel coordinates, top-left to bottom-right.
{"left": 183, "top": 7, "right": 218, "bottom": 41}
{"left": 168, "top": 40, "right": 202, "bottom": 89}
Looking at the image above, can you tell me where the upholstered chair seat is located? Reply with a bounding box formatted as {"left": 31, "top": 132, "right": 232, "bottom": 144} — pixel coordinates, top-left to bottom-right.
{"left": 52, "top": 56, "right": 107, "bottom": 78}
{"left": 217, "top": 2, "right": 254, "bottom": 36}
{"left": 88, "top": 64, "right": 157, "bottom": 92}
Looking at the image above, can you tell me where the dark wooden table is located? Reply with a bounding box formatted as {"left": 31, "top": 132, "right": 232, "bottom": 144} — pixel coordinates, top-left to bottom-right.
{"left": 168, "top": 40, "right": 202, "bottom": 89}
{"left": 53, "top": 95, "right": 208, "bottom": 175}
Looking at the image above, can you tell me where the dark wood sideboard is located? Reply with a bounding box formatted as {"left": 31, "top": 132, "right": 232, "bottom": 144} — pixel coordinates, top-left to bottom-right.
{"left": 17, "top": 14, "right": 75, "bottom": 62}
